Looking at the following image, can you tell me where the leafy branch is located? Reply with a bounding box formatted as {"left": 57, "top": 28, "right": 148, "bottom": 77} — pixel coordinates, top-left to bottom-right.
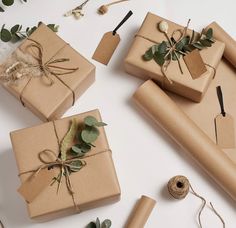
{"left": 86, "top": 218, "right": 112, "bottom": 228}
{"left": 0, "top": 0, "right": 27, "bottom": 12}
{"left": 0, "top": 22, "right": 59, "bottom": 43}
{"left": 143, "top": 22, "right": 215, "bottom": 69}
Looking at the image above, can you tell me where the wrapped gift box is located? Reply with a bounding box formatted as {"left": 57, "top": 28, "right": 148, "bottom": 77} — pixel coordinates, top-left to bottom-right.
{"left": 0, "top": 23, "right": 95, "bottom": 121}
{"left": 124, "top": 12, "right": 225, "bottom": 102}
{"left": 10, "top": 109, "right": 121, "bottom": 220}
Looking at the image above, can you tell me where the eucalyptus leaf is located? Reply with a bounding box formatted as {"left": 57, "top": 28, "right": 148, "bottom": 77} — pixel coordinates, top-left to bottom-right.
{"left": 0, "top": 7, "right": 4, "bottom": 12}
{"left": 2, "top": 0, "right": 14, "bottom": 6}
{"left": 60, "top": 119, "right": 77, "bottom": 161}
{"left": 0, "top": 28, "right": 12, "bottom": 42}
{"left": 143, "top": 48, "right": 153, "bottom": 61}
{"left": 79, "top": 143, "right": 91, "bottom": 153}
{"left": 96, "top": 218, "right": 101, "bottom": 228}
{"left": 172, "top": 52, "right": 180, "bottom": 61}
{"left": 153, "top": 52, "right": 165, "bottom": 66}
{"left": 10, "top": 24, "right": 20, "bottom": 34}
{"left": 175, "top": 36, "right": 190, "bottom": 51}
{"left": 206, "top": 28, "right": 213, "bottom": 40}
{"left": 86, "top": 222, "right": 97, "bottom": 228}
{"left": 81, "top": 127, "right": 99, "bottom": 144}
{"left": 94, "top": 122, "right": 107, "bottom": 127}
{"left": 199, "top": 39, "right": 212, "bottom": 47}
{"left": 101, "top": 219, "right": 112, "bottom": 228}
{"left": 84, "top": 116, "right": 98, "bottom": 127}
{"left": 47, "top": 24, "right": 59, "bottom": 32}
{"left": 158, "top": 41, "right": 167, "bottom": 54}
{"left": 69, "top": 160, "right": 84, "bottom": 172}
{"left": 192, "top": 42, "right": 204, "bottom": 50}
{"left": 190, "top": 30, "right": 195, "bottom": 43}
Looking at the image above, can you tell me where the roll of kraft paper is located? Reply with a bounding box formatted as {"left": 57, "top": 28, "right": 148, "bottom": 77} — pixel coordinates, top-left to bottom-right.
{"left": 207, "top": 22, "right": 236, "bottom": 67}
{"left": 125, "top": 195, "right": 156, "bottom": 228}
{"left": 133, "top": 80, "right": 236, "bottom": 200}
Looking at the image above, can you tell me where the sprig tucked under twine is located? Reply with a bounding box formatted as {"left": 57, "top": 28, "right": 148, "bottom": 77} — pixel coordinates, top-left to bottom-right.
{"left": 0, "top": 38, "right": 78, "bottom": 106}
{"left": 98, "top": 0, "right": 130, "bottom": 15}
{"left": 64, "top": 0, "right": 90, "bottom": 19}
{"left": 143, "top": 20, "right": 216, "bottom": 84}
{"left": 167, "top": 175, "right": 225, "bottom": 228}
{"left": 19, "top": 116, "right": 107, "bottom": 209}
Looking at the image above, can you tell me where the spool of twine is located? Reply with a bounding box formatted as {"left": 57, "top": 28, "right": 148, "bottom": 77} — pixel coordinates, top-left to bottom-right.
{"left": 167, "top": 175, "right": 226, "bottom": 228}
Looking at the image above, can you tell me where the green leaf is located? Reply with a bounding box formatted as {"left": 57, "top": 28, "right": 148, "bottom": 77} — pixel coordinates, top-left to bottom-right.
{"left": 79, "top": 143, "right": 91, "bottom": 153}
{"left": 11, "top": 33, "right": 22, "bottom": 43}
{"left": 10, "top": 24, "right": 20, "bottom": 34}
{"left": 47, "top": 24, "right": 59, "bottom": 32}
{"left": 192, "top": 42, "right": 204, "bottom": 50}
{"left": 172, "top": 51, "right": 180, "bottom": 61}
{"left": 84, "top": 116, "right": 98, "bottom": 127}
{"left": 101, "top": 219, "right": 112, "bottom": 228}
{"left": 158, "top": 41, "right": 168, "bottom": 54}
{"left": 71, "top": 145, "right": 82, "bottom": 154}
{"left": 81, "top": 126, "right": 99, "bottom": 144}
{"left": 199, "top": 39, "right": 212, "bottom": 47}
{"left": 60, "top": 119, "right": 77, "bottom": 161}
{"left": 69, "top": 160, "right": 84, "bottom": 172}
{"left": 176, "top": 36, "right": 190, "bottom": 51}
{"left": 206, "top": 28, "right": 213, "bottom": 40}
{"left": 94, "top": 122, "right": 107, "bottom": 127}
{"left": 96, "top": 218, "right": 101, "bottom": 228}
{"left": 143, "top": 47, "right": 153, "bottom": 61}
{"left": 2, "top": 0, "right": 14, "bottom": 6}
{"left": 0, "top": 7, "right": 4, "bottom": 12}
{"left": 86, "top": 222, "right": 97, "bottom": 228}
{"left": 190, "top": 30, "right": 195, "bottom": 44}
{"left": 153, "top": 52, "right": 165, "bottom": 66}
{"left": 0, "top": 27, "right": 12, "bottom": 42}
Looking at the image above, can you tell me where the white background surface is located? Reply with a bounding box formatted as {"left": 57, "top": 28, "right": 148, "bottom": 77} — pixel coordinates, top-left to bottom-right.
{"left": 0, "top": 0, "right": 236, "bottom": 227}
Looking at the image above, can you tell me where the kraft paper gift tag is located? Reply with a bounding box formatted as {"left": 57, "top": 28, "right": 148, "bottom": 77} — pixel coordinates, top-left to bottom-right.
{"left": 92, "top": 10, "right": 133, "bottom": 65}
{"left": 18, "top": 168, "right": 56, "bottom": 203}
{"left": 215, "top": 86, "right": 235, "bottom": 148}
{"left": 183, "top": 49, "right": 207, "bottom": 79}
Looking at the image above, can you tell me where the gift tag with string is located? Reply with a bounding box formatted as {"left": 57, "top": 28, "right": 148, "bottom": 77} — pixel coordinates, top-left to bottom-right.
{"left": 214, "top": 86, "right": 235, "bottom": 148}
{"left": 92, "top": 10, "right": 133, "bottom": 65}
{"left": 183, "top": 49, "right": 207, "bottom": 79}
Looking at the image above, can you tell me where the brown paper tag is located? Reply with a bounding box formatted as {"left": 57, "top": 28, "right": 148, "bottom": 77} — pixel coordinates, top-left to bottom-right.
{"left": 183, "top": 49, "right": 207, "bottom": 79}
{"left": 92, "top": 31, "right": 120, "bottom": 65}
{"left": 215, "top": 113, "right": 235, "bottom": 148}
{"left": 18, "top": 168, "right": 56, "bottom": 203}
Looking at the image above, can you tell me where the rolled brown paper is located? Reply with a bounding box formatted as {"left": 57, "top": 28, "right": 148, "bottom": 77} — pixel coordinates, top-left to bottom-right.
{"left": 125, "top": 195, "right": 156, "bottom": 228}
{"left": 133, "top": 80, "right": 236, "bottom": 200}
{"left": 207, "top": 22, "right": 236, "bottom": 67}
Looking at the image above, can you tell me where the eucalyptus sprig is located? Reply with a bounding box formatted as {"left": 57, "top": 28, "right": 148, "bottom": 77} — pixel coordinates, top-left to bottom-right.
{"left": 0, "top": 0, "right": 27, "bottom": 12}
{"left": 0, "top": 22, "right": 59, "bottom": 43}
{"left": 86, "top": 218, "right": 112, "bottom": 228}
{"left": 143, "top": 20, "right": 215, "bottom": 68}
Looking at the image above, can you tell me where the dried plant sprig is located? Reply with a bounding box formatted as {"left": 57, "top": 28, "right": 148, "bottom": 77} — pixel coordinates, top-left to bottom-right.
{"left": 0, "top": 22, "right": 59, "bottom": 43}
{"left": 86, "top": 218, "right": 112, "bottom": 228}
{"left": 98, "top": 0, "right": 129, "bottom": 15}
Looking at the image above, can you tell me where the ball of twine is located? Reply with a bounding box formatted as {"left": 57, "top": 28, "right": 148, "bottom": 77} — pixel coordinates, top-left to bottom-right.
{"left": 167, "top": 175, "right": 190, "bottom": 199}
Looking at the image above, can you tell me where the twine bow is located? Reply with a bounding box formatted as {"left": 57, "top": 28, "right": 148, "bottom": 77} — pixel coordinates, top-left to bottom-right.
{"left": 19, "top": 149, "right": 86, "bottom": 209}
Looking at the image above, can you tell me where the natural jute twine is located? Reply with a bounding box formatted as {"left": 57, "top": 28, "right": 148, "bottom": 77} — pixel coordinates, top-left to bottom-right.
{"left": 167, "top": 175, "right": 225, "bottom": 228}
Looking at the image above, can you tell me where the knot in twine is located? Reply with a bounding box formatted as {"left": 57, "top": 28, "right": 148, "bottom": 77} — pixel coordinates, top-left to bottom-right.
{"left": 167, "top": 175, "right": 225, "bottom": 228}
{"left": 19, "top": 149, "right": 86, "bottom": 209}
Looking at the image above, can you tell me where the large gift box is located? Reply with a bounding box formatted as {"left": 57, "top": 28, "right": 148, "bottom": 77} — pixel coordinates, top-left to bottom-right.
{"left": 124, "top": 12, "right": 225, "bottom": 102}
{"left": 0, "top": 23, "right": 95, "bottom": 121}
{"left": 10, "top": 109, "right": 121, "bottom": 220}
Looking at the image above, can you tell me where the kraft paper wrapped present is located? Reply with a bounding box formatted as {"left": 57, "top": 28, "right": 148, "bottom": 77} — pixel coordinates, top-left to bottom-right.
{"left": 0, "top": 23, "right": 95, "bottom": 121}
{"left": 124, "top": 12, "right": 225, "bottom": 102}
{"left": 10, "top": 109, "right": 121, "bottom": 220}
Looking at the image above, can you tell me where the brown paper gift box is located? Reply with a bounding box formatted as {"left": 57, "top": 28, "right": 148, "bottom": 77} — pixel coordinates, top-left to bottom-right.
{"left": 10, "top": 109, "right": 121, "bottom": 220}
{"left": 0, "top": 23, "right": 95, "bottom": 122}
{"left": 124, "top": 12, "right": 225, "bottom": 102}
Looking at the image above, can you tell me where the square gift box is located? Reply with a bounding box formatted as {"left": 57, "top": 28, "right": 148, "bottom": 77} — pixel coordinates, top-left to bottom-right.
{"left": 0, "top": 23, "right": 95, "bottom": 121}
{"left": 124, "top": 12, "right": 225, "bottom": 102}
{"left": 10, "top": 109, "right": 121, "bottom": 220}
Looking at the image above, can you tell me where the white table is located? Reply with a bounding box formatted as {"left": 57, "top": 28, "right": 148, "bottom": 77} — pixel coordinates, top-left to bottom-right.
{"left": 0, "top": 0, "right": 235, "bottom": 227}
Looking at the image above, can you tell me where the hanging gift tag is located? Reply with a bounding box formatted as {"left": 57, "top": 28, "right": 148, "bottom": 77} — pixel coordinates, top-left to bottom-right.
{"left": 183, "top": 49, "right": 207, "bottom": 79}
{"left": 18, "top": 168, "right": 56, "bottom": 203}
{"left": 92, "top": 10, "right": 133, "bottom": 65}
{"left": 214, "top": 86, "right": 235, "bottom": 148}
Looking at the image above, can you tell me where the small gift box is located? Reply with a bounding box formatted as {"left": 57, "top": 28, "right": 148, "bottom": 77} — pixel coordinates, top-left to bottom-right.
{"left": 10, "top": 109, "right": 121, "bottom": 220}
{"left": 0, "top": 23, "right": 95, "bottom": 121}
{"left": 124, "top": 12, "right": 225, "bottom": 102}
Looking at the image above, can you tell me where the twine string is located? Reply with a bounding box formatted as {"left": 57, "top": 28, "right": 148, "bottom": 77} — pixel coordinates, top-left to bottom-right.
{"left": 167, "top": 175, "right": 225, "bottom": 228}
